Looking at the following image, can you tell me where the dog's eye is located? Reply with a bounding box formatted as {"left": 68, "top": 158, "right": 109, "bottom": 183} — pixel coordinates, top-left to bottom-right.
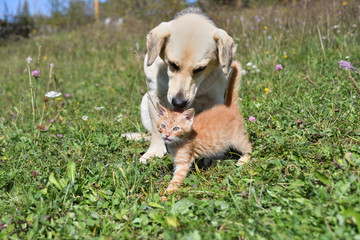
{"left": 193, "top": 66, "right": 206, "bottom": 74}
{"left": 169, "top": 61, "right": 180, "bottom": 71}
{"left": 172, "top": 127, "right": 180, "bottom": 131}
{"left": 160, "top": 124, "right": 166, "bottom": 129}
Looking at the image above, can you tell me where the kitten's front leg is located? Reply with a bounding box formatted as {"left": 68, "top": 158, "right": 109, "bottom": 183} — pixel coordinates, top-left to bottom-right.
{"left": 166, "top": 152, "right": 193, "bottom": 193}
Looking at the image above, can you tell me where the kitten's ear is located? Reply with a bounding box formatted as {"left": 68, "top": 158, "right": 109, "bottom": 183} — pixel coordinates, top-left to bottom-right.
{"left": 183, "top": 108, "right": 195, "bottom": 125}
{"left": 156, "top": 103, "right": 167, "bottom": 117}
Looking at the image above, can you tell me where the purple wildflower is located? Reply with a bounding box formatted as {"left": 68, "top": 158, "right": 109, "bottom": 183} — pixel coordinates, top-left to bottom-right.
{"left": 338, "top": 60, "right": 354, "bottom": 70}
{"left": 276, "top": 64, "right": 283, "bottom": 70}
{"left": 267, "top": 35, "right": 272, "bottom": 40}
{"left": 135, "top": 42, "right": 140, "bottom": 50}
{"left": 65, "top": 93, "right": 71, "bottom": 98}
{"left": 32, "top": 70, "right": 39, "bottom": 77}
{"left": 249, "top": 116, "right": 256, "bottom": 122}
{"left": 57, "top": 134, "right": 62, "bottom": 138}
{"left": 32, "top": 170, "right": 39, "bottom": 177}
{"left": 50, "top": 119, "right": 55, "bottom": 123}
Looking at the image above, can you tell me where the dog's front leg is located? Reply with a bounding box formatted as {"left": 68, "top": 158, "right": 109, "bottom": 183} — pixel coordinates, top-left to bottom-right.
{"left": 139, "top": 94, "right": 167, "bottom": 164}
{"left": 139, "top": 130, "right": 166, "bottom": 164}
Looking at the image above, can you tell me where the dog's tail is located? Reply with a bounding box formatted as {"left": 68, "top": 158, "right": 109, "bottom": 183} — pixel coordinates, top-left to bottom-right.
{"left": 224, "top": 61, "right": 241, "bottom": 108}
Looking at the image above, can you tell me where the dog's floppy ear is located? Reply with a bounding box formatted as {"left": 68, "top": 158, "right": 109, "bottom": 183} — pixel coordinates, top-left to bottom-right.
{"left": 146, "top": 22, "right": 171, "bottom": 66}
{"left": 213, "top": 29, "right": 236, "bottom": 75}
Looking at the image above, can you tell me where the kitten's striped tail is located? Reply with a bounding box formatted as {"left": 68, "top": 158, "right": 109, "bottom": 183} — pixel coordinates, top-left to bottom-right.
{"left": 224, "top": 61, "right": 241, "bottom": 108}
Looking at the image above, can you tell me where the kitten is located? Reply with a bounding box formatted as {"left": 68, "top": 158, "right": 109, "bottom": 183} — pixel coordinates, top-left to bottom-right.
{"left": 156, "top": 61, "right": 252, "bottom": 193}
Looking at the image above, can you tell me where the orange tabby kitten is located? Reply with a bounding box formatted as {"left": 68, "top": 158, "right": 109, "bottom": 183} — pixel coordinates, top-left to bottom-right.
{"left": 156, "top": 61, "right": 252, "bottom": 193}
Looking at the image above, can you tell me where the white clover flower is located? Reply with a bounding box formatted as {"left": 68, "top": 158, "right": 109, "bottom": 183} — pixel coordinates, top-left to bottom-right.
{"left": 256, "top": 69, "right": 260, "bottom": 72}
{"left": 246, "top": 62, "right": 253, "bottom": 67}
{"left": 333, "top": 25, "right": 340, "bottom": 29}
{"left": 104, "top": 18, "right": 111, "bottom": 25}
{"left": 115, "top": 114, "right": 123, "bottom": 122}
{"left": 241, "top": 70, "right": 247, "bottom": 76}
{"left": 82, "top": 116, "right": 88, "bottom": 121}
{"left": 252, "top": 64, "right": 257, "bottom": 69}
{"left": 345, "top": 56, "right": 350, "bottom": 59}
{"left": 94, "top": 107, "right": 104, "bottom": 110}
{"left": 45, "top": 91, "right": 62, "bottom": 98}
{"left": 26, "top": 56, "right": 32, "bottom": 64}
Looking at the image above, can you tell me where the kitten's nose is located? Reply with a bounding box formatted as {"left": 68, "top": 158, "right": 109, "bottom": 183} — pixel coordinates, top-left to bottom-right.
{"left": 171, "top": 94, "right": 187, "bottom": 108}
{"left": 165, "top": 134, "right": 170, "bottom": 138}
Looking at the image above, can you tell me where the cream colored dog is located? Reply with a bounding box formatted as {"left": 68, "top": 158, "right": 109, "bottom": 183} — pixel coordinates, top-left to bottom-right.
{"left": 137, "top": 7, "right": 236, "bottom": 163}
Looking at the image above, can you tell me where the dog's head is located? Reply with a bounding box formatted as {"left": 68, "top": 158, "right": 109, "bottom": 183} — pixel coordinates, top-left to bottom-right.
{"left": 146, "top": 13, "right": 236, "bottom": 110}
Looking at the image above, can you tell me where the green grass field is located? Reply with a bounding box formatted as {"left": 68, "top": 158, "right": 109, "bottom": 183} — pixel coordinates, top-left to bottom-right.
{"left": 1, "top": 1, "right": 360, "bottom": 239}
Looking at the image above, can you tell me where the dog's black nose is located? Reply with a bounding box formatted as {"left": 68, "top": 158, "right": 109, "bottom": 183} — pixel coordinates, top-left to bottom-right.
{"left": 171, "top": 97, "right": 188, "bottom": 108}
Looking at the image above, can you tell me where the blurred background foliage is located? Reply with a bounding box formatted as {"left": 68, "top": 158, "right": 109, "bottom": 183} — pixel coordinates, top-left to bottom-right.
{"left": 1, "top": 0, "right": 296, "bottom": 41}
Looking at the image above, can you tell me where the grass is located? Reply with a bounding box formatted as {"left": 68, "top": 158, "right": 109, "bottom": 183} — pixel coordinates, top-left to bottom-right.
{"left": 1, "top": 0, "right": 360, "bottom": 239}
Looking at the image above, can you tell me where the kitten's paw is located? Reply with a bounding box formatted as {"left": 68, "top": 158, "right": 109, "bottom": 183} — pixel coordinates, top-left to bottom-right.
{"left": 166, "top": 185, "right": 179, "bottom": 193}
{"left": 237, "top": 154, "right": 251, "bottom": 165}
{"left": 159, "top": 196, "right": 168, "bottom": 202}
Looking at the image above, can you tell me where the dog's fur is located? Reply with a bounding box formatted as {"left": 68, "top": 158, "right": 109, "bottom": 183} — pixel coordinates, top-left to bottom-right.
{"left": 134, "top": 7, "right": 236, "bottom": 163}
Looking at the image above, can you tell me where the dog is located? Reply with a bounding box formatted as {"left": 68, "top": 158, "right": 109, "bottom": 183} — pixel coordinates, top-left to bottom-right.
{"left": 133, "top": 7, "right": 236, "bottom": 163}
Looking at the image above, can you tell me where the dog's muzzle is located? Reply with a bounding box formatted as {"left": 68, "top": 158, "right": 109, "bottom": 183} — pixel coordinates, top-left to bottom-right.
{"left": 171, "top": 93, "right": 188, "bottom": 109}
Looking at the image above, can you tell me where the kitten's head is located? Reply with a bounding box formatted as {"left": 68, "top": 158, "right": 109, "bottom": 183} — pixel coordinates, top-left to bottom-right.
{"left": 156, "top": 103, "right": 195, "bottom": 145}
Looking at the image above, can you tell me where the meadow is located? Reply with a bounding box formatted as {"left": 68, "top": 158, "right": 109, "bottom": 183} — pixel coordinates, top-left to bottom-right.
{"left": 0, "top": 0, "right": 360, "bottom": 239}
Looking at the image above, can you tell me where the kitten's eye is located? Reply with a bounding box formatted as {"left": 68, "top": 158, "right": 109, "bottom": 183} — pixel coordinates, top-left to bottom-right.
{"left": 172, "top": 127, "right": 180, "bottom": 131}
{"left": 193, "top": 66, "right": 206, "bottom": 74}
{"left": 160, "top": 124, "right": 166, "bottom": 129}
{"left": 169, "top": 61, "right": 180, "bottom": 71}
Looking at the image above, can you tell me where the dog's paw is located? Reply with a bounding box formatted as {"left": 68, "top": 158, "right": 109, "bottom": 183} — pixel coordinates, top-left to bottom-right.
{"left": 236, "top": 154, "right": 251, "bottom": 165}
{"left": 139, "top": 147, "right": 167, "bottom": 164}
{"left": 139, "top": 156, "right": 148, "bottom": 164}
{"left": 121, "top": 132, "right": 151, "bottom": 141}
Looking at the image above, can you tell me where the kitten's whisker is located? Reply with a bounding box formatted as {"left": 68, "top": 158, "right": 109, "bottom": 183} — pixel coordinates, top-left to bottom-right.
{"left": 147, "top": 94, "right": 157, "bottom": 110}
